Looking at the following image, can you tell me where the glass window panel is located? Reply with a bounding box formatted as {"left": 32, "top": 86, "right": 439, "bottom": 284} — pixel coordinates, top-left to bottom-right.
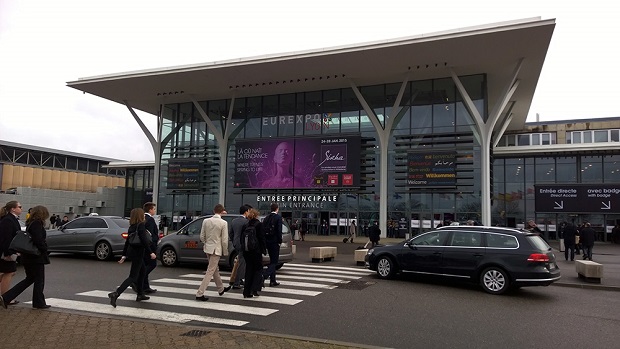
{"left": 411, "top": 105, "right": 432, "bottom": 130}
{"left": 278, "top": 94, "right": 296, "bottom": 137}
{"left": 611, "top": 130, "right": 619, "bottom": 142}
{"left": 541, "top": 134, "right": 550, "bottom": 145}
{"left": 323, "top": 112, "right": 340, "bottom": 134}
{"left": 566, "top": 132, "right": 572, "bottom": 144}
{"left": 535, "top": 157, "right": 555, "bottom": 182}
{"left": 261, "top": 95, "right": 278, "bottom": 138}
{"left": 341, "top": 110, "right": 359, "bottom": 133}
{"left": 583, "top": 131, "right": 592, "bottom": 143}
{"left": 604, "top": 155, "right": 620, "bottom": 182}
{"left": 304, "top": 91, "right": 322, "bottom": 135}
{"left": 532, "top": 134, "right": 540, "bottom": 145}
{"left": 556, "top": 156, "right": 577, "bottom": 183}
{"left": 581, "top": 156, "right": 602, "bottom": 183}
{"left": 517, "top": 135, "right": 530, "bottom": 146}
{"left": 432, "top": 104, "right": 454, "bottom": 133}
{"left": 594, "top": 130, "right": 608, "bottom": 143}
{"left": 573, "top": 132, "right": 581, "bottom": 144}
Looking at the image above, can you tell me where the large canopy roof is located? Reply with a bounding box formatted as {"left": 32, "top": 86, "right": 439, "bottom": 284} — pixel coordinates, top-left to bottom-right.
{"left": 67, "top": 17, "right": 555, "bottom": 129}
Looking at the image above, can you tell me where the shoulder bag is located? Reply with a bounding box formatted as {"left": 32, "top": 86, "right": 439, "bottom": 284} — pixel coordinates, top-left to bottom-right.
{"left": 9, "top": 229, "right": 41, "bottom": 255}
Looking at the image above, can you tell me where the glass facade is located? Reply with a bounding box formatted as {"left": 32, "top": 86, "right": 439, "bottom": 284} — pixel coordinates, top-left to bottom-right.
{"left": 493, "top": 154, "right": 620, "bottom": 241}
{"left": 155, "top": 75, "right": 487, "bottom": 235}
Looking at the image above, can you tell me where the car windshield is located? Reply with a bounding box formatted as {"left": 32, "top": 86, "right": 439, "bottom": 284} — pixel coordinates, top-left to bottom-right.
{"left": 526, "top": 235, "right": 550, "bottom": 251}
{"left": 111, "top": 218, "right": 130, "bottom": 228}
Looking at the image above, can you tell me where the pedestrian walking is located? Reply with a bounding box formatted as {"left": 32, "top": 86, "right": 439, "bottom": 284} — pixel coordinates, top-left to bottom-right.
{"left": 0, "top": 201, "right": 22, "bottom": 304}
{"left": 107, "top": 208, "right": 156, "bottom": 308}
{"left": 579, "top": 222, "right": 596, "bottom": 260}
{"left": 348, "top": 220, "right": 357, "bottom": 243}
{"left": 562, "top": 222, "right": 578, "bottom": 261}
{"left": 262, "top": 203, "right": 283, "bottom": 287}
{"left": 300, "top": 219, "right": 307, "bottom": 241}
{"left": 366, "top": 220, "right": 381, "bottom": 248}
{"left": 1, "top": 205, "right": 51, "bottom": 309}
{"left": 195, "top": 204, "right": 231, "bottom": 301}
{"left": 141, "top": 202, "right": 158, "bottom": 294}
{"left": 242, "top": 208, "right": 266, "bottom": 298}
{"left": 229, "top": 204, "right": 252, "bottom": 289}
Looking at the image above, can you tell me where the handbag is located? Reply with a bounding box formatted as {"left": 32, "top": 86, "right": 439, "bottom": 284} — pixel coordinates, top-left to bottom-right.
{"left": 128, "top": 231, "right": 143, "bottom": 247}
{"left": 575, "top": 235, "right": 580, "bottom": 244}
{"left": 9, "top": 230, "right": 41, "bottom": 255}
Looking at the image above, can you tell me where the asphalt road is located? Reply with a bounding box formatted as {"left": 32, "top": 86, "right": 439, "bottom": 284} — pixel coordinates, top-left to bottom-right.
{"left": 31, "top": 251, "right": 620, "bottom": 349}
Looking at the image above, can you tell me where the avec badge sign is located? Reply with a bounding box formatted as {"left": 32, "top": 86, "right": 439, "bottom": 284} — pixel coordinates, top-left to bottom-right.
{"left": 534, "top": 184, "right": 620, "bottom": 213}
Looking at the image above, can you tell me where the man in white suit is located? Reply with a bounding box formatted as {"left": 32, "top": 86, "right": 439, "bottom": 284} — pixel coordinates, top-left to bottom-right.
{"left": 195, "top": 204, "right": 231, "bottom": 301}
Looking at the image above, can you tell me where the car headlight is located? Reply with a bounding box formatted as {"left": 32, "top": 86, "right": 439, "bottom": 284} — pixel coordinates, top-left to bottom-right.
{"left": 367, "top": 248, "right": 374, "bottom": 255}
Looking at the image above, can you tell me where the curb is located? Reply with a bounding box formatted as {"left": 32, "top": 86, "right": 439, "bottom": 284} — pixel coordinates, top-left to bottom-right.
{"left": 552, "top": 282, "right": 620, "bottom": 292}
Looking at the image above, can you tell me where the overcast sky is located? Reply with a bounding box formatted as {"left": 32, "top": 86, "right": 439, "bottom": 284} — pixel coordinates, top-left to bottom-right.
{"left": 0, "top": 0, "right": 618, "bottom": 161}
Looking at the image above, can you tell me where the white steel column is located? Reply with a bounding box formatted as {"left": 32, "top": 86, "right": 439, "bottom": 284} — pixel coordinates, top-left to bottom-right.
{"left": 350, "top": 76, "right": 409, "bottom": 237}
{"left": 191, "top": 97, "right": 236, "bottom": 206}
{"left": 124, "top": 101, "right": 160, "bottom": 205}
{"left": 449, "top": 58, "right": 522, "bottom": 226}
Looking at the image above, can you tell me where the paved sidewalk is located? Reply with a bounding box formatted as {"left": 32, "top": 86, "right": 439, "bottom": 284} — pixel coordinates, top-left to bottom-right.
{"left": 0, "top": 307, "right": 380, "bottom": 349}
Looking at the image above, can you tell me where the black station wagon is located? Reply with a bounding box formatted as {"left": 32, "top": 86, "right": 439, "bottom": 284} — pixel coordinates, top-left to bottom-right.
{"left": 365, "top": 226, "right": 561, "bottom": 294}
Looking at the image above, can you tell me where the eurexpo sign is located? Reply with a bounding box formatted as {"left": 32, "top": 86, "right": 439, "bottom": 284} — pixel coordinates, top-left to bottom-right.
{"left": 534, "top": 184, "right": 620, "bottom": 213}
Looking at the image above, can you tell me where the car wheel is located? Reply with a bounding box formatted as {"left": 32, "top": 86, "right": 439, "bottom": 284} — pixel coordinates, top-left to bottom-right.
{"left": 376, "top": 256, "right": 396, "bottom": 279}
{"left": 480, "top": 267, "right": 510, "bottom": 295}
{"left": 95, "top": 241, "right": 112, "bottom": 261}
{"left": 276, "top": 263, "right": 283, "bottom": 270}
{"left": 160, "top": 247, "right": 179, "bottom": 267}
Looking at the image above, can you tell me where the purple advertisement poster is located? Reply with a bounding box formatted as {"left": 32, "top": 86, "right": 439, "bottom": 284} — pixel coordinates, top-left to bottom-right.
{"left": 234, "top": 136, "right": 360, "bottom": 189}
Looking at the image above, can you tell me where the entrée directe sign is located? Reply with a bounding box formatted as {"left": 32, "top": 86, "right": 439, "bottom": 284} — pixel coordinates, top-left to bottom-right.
{"left": 534, "top": 184, "right": 620, "bottom": 213}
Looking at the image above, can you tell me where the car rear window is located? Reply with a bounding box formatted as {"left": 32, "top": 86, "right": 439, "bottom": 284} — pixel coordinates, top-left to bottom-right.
{"left": 486, "top": 233, "right": 518, "bottom": 248}
{"left": 111, "top": 218, "right": 130, "bottom": 228}
{"left": 525, "top": 235, "right": 550, "bottom": 251}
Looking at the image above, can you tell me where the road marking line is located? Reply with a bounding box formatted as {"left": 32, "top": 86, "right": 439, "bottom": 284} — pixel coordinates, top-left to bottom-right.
{"left": 175, "top": 275, "right": 337, "bottom": 289}
{"left": 42, "top": 298, "right": 248, "bottom": 327}
{"left": 153, "top": 278, "right": 324, "bottom": 295}
{"left": 284, "top": 263, "right": 373, "bottom": 274}
{"left": 77, "top": 290, "right": 277, "bottom": 316}
{"left": 145, "top": 285, "right": 302, "bottom": 305}
{"left": 278, "top": 270, "right": 361, "bottom": 279}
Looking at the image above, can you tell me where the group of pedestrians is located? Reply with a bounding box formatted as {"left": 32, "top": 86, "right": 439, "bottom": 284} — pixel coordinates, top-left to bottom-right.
{"left": 0, "top": 201, "right": 51, "bottom": 309}
{"left": 560, "top": 221, "right": 597, "bottom": 261}
{"left": 191, "top": 202, "right": 283, "bottom": 302}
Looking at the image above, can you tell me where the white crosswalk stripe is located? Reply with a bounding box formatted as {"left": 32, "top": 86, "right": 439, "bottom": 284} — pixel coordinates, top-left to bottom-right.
{"left": 40, "top": 298, "right": 249, "bottom": 326}
{"left": 40, "top": 263, "right": 372, "bottom": 328}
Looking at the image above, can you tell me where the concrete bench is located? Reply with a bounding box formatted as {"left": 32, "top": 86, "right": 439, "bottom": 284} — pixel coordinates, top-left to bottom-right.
{"left": 309, "top": 246, "right": 337, "bottom": 262}
{"left": 575, "top": 260, "right": 603, "bottom": 283}
{"left": 354, "top": 249, "right": 368, "bottom": 266}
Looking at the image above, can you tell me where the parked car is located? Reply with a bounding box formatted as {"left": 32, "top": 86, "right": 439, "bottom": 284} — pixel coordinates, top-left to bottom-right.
{"left": 46, "top": 216, "right": 130, "bottom": 261}
{"left": 366, "top": 225, "right": 561, "bottom": 294}
{"left": 156, "top": 214, "right": 294, "bottom": 268}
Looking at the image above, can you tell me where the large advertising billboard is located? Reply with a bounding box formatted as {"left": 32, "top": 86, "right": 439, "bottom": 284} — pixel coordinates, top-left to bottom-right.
{"left": 234, "top": 135, "right": 361, "bottom": 189}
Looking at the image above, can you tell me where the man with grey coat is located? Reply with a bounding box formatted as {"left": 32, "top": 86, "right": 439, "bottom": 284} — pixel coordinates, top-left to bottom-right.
{"left": 229, "top": 204, "right": 252, "bottom": 289}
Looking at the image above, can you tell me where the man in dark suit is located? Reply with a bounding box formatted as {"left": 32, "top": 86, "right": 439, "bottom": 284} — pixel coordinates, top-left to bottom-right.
{"left": 561, "top": 222, "right": 578, "bottom": 261}
{"left": 142, "top": 202, "right": 159, "bottom": 293}
{"left": 579, "top": 222, "right": 596, "bottom": 261}
{"left": 262, "top": 203, "right": 282, "bottom": 287}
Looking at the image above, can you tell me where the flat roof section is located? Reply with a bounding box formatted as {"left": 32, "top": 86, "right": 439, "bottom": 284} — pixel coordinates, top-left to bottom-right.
{"left": 67, "top": 17, "right": 555, "bottom": 130}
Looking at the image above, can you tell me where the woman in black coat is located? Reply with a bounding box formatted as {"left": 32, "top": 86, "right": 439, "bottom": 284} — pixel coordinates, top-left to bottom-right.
{"left": 108, "top": 208, "right": 156, "bottom": 308}
{"left": 242, "top": 208, "right": 267, "bottom": 298}
{"left": 0, "top": 201, "right": 23, "bottom": 304}
{"left": 0, "top": 205, "right": 51, "bottom": 309}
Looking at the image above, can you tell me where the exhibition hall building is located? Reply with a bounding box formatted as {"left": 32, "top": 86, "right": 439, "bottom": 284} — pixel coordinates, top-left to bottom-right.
{"left": 67, "top": 18, "right": 620, "bottom": 240}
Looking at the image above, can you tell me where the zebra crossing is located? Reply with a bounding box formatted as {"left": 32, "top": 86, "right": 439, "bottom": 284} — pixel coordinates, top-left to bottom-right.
{"left": 36, "top": 263, "right": 374, "bottom": 328}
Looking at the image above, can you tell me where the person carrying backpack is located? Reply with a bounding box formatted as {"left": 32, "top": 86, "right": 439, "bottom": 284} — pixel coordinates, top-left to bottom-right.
{"left": 241, "top": 208, "right": 266, "bottom": 298}
{"left": 262, "top": 203, "right": 282, "bottom": 287}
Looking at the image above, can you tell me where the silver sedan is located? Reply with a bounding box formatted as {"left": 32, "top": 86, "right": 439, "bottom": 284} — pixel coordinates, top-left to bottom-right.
{"left": 156, "top": 214, "right": 294, "bottom": 268}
